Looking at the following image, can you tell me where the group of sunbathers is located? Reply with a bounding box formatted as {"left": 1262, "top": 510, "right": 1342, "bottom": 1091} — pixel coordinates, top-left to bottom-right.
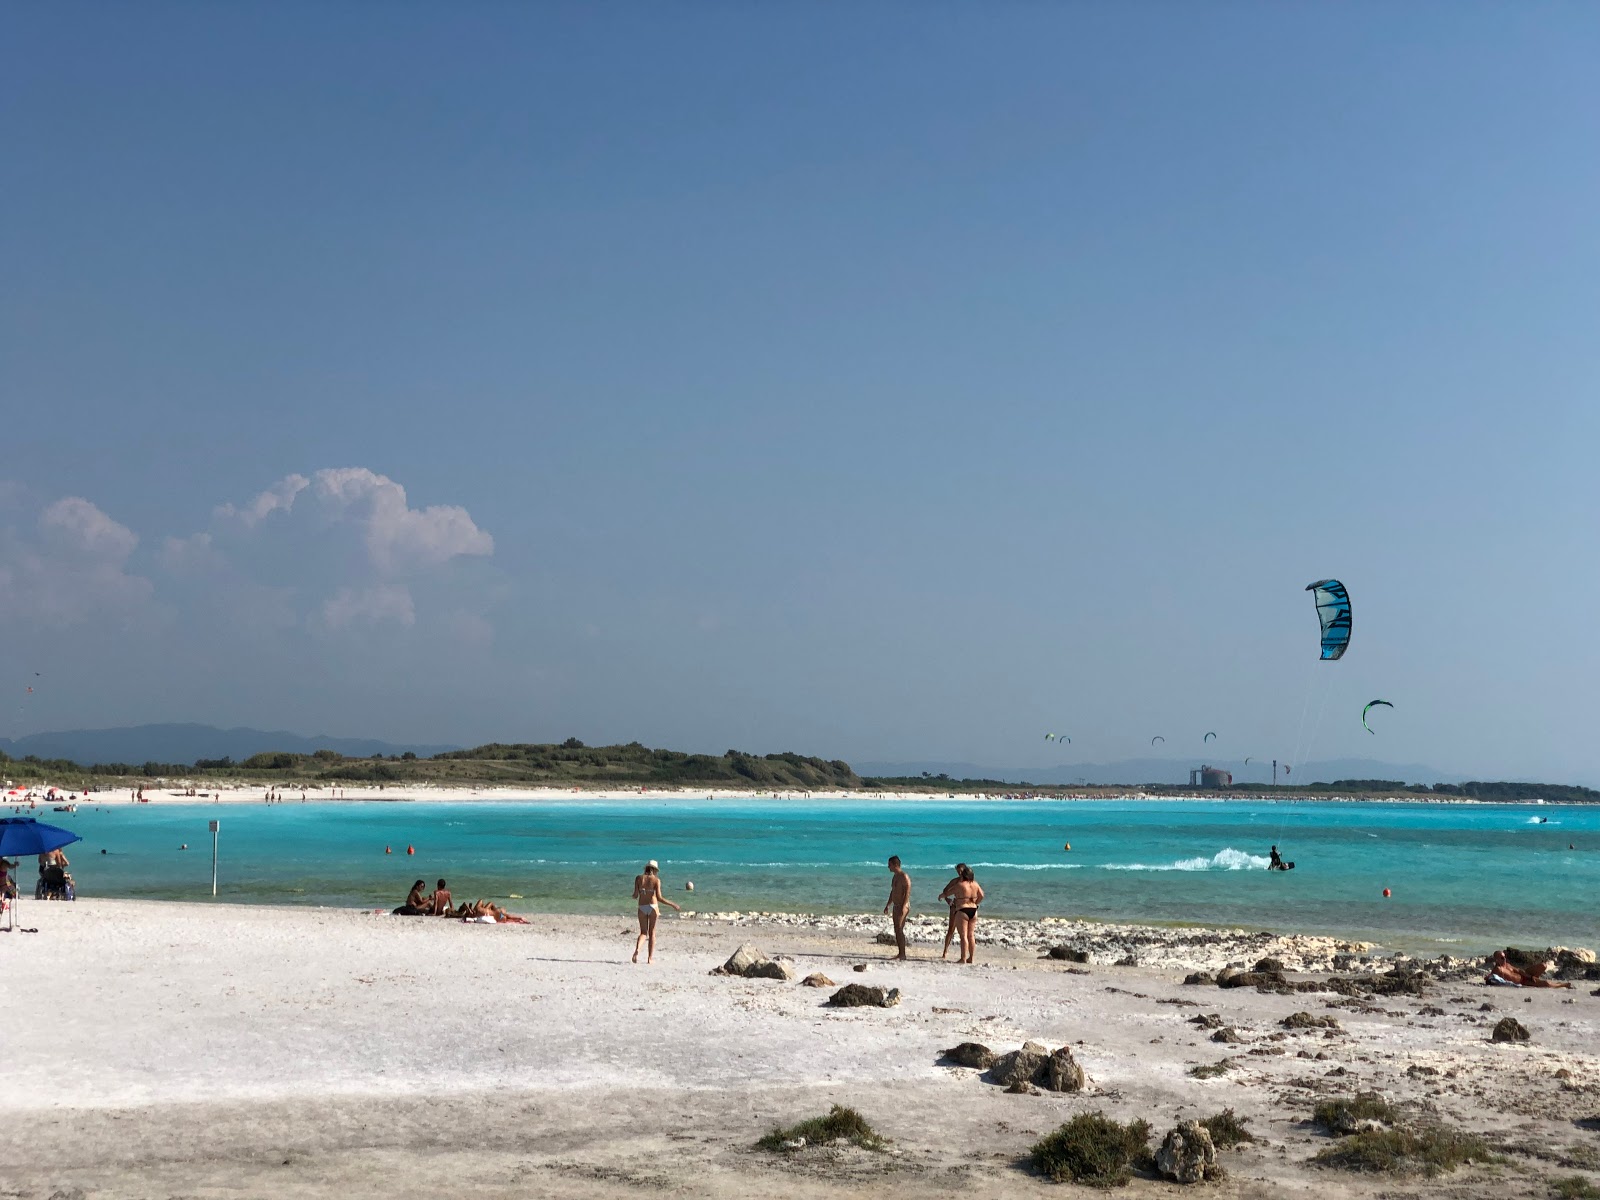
{"left": 392, "top": 878, "right": 526, "bottom": 923}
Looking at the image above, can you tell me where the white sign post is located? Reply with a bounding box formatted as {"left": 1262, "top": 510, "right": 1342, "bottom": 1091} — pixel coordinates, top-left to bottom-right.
{"left": 209, "top": 819, "right": 220, "bottom": 896}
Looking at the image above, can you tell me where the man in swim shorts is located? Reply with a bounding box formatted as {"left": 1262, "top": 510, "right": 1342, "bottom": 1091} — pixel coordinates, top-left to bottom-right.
{"left": 883, "top": 856, "right": 911, "bottom": 961}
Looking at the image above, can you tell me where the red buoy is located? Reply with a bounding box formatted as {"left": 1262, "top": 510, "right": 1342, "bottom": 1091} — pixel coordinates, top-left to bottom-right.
{"left": 406, "top": 845, "right": 415, "bottom": 855}
{"left": 1382, "top": 887, "right": 1391, "bottom": 898}
{"left": 385, "top": 845, "right": 392, "bottom": 854}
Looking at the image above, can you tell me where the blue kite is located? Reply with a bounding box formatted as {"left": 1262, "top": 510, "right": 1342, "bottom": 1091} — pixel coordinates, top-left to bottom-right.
{"left": 1305, "top": 579, "right": 1352, "bottom": 661}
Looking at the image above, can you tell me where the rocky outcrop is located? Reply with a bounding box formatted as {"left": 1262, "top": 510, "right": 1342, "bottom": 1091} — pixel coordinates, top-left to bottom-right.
{"left": 1281, "top": 1012, "right": 1340, "bottom": 1030}
{"left": 1043, "top": 1045, "right": 1087, "bottom": 1092}
{"left": 712, "top": 944, "right": 796, "bottom": 980}
{"left": 941, "top": 1042, "right": 996, "bottom": 1069}
{"left": 988, "top": 1042, "right": 1050, "bottom": 1088}
{"left": 1044, "top": 945, "right": 1090, "bottom": 963}
{"left": 1155, "top": 1121, "right": 1221, "bottom": 1183}
{"left": 1490, "top": 1017, "right": 1530, "bottom": 1044}
{"left": 986, "top": 1042, "right": 1089, "bottom": 1092}
{"left": 1217, "top": 967, "right": 1285, "bottom": 990}
{"left": 800, "top": 973, "right": 835, "bottom": 988}
{"left": 1183, "top": 971, "right": 1215, "bottom": 986}
{"left": 1210, "top": 1027, "right": 1244, "bottom": 1044}
{"left": 827, "top": 983, "right": 901, "bottom": 1008}
{"left": 1188, "top": 1013, "right": 1224, "bottom": 1029}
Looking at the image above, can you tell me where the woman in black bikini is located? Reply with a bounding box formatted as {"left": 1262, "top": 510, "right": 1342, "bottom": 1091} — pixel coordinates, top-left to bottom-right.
{"left": 950, "top": 865, "right": 984, "bottom": 964}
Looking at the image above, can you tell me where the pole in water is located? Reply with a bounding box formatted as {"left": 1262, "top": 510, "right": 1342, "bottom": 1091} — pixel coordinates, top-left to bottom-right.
{"left": 209, "top": 819, "right": 220, "bottom": 897}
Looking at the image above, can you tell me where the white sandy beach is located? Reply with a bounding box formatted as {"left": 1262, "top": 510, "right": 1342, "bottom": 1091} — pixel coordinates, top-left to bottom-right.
{"left": 4, "top": 899, "right": 1598, "bottom": 1198}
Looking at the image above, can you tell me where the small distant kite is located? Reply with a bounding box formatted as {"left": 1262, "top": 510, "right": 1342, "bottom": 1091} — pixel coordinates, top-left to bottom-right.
{"left": 1203, "top": 731, "right": 1217, "bottom": 743}
{"left": 1306, "top": 579, "right": 1352, "bottom": 661}
{"left": 1244, "top": 757, "right": 1253, "bottom": 765}
{"left": 1361, "top": 699, "right": 1393, "bottom": 735}
{"left": 1151, "top": 735, "right": 1165, "bottom": 746}
{"left": 1045, "top": 733, "right": 1055, "bottom": 741}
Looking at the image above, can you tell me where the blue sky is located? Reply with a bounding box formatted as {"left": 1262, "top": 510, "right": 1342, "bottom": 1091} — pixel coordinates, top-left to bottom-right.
{"left": 4, "top": 4, "right": 1598, "bottom": 780}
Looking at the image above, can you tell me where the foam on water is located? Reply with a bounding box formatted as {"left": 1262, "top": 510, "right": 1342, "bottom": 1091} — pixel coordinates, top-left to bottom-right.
{"left": 1100, "top": 847, "right": 1270, "bottom": 872}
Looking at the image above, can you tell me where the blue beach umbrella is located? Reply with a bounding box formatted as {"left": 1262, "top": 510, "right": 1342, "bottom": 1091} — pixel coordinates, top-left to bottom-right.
{"left": 1, "top": 817, "right": 81, "bottom": 931}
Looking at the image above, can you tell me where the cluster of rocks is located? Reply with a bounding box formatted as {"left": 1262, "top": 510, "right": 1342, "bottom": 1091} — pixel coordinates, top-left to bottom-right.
{"left": 709, "top": 944, "right": 899, "bottom": 1008}
{"left": 940, "top": 1040, "right": 1088, "bottom": 1094}
{"left": 682, "top": 911, "right": 1372, "bottom": 972}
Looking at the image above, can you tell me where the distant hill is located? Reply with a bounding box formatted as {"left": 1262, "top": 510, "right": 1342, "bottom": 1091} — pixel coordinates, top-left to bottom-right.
{"left": 0, "top": 724, "right": 458, "bottom": 766}
{"left": 854, "top": 757, "right": 1469, "bottom": 788}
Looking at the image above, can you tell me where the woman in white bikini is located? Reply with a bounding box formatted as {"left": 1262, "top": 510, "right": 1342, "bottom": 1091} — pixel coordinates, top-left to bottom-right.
{"left": 631, "top": 860, "right": 680, "bottom": 964}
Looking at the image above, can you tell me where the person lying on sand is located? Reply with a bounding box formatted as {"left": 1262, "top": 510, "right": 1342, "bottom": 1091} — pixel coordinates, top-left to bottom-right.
{"left": 1486, "top": 949, "right": 1572, "bottom": 988}
{"left": 453, "top": 899, "right": 529, "bottom": 924}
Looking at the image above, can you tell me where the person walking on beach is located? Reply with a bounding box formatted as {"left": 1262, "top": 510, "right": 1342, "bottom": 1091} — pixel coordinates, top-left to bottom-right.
{"left": 883, "top": 856, "right": 911, "bottom": 960}
{"left": 938, "top": 863, "right": 969, "bottom": 960}
{"left": 632, "top": 860, "right": 680, "bottom": 964}
{"left": 949, "top": 864, "right": 984, "bottom": 964}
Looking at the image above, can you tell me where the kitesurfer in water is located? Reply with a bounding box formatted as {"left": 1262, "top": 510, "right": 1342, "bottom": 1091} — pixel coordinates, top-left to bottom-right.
{"left": 1268, "top": 845, "right": 1291, "bottom": 871}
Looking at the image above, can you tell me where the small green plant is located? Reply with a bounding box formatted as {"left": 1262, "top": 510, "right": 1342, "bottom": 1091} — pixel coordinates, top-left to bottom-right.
{"left": 757, "top": 1105, "right": 885, "bottom": 1152}
{"left": 1188, "top": 1061, "right": 1231, "bottom": 1079}
{"left": 1551, "top": 1177, "right": 1600, "bottom": 1200}
{"left": 1313, "top": 1092, "right": 1401, "bottom": 1134}
{"left": 1199, "top": 1109, "right": 1255, "bottom": 1148}
{"left": 1311, "top": 1126, "right": 1496, "bottom": 1175}
{"left": 1030, "top": 1112, "right": 1153, "bottom": 1187}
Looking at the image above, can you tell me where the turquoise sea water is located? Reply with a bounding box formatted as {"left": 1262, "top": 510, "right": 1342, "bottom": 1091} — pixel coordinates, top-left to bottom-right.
{"left": 22, "top": 798, "right": 1598, "bottom": 954}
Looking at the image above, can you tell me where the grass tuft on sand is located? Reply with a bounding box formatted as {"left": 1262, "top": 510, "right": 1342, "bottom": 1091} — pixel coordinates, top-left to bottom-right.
{"left": 757, "top": 1105, "right": 885, "bottom": 1152}
{"left": 1312, "top": 1092, "right": 1401, "bottom": 1133}
{"left": 1311, "top": 1125, "right": 1497, "bottom": 1176}
{"left": 1199, "top": 1109, "right": 1255, "bottom": 1148}
{"left": 1188, "top": 1061, "right": 1231, "bottom": 1079}
{"left": 1030, "top": 1112, "right": 1153, "bottom": 1187}
{"left": 1551, "top": 1177, "right": 1600, "bottom": 1199}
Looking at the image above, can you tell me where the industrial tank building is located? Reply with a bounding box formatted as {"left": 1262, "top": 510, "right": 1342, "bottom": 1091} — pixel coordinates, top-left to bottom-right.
{"left": 1190, "top": 765, "right": 1233, "bottom": 788}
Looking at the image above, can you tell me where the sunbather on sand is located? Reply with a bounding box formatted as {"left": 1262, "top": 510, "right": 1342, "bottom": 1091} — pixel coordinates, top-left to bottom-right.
{"left": 1486, "top": 949, "right": 1572, "bottom": 988}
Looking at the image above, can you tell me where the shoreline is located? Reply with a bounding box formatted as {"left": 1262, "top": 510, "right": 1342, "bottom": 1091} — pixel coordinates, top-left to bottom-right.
{"left": 9, "top": 781, "right": 1596, "bottom": 806}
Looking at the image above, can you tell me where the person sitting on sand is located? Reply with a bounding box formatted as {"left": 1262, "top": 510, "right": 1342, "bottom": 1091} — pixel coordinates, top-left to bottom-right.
{"left": 0, "top": 857, "right": 16, "bottom": 900}
{"left": 632, "top": 861, "right": 681, "bottom": 964}
{"left": 393, "top": 879, "right": 429, "bottom": 916}
{"left": 428, "top": 879, "right": 453, "bottom": 915}
{"left": 938, "top": 863, "right": 969, "bottom": 961}
{"left": 1486, "top": 949, "right": 1572, "bottom": 989}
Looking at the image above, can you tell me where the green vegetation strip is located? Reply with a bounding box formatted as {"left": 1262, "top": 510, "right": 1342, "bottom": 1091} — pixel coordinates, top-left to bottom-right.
{"left": 756, "top": 1105, "right": 885, "bottom": 1152}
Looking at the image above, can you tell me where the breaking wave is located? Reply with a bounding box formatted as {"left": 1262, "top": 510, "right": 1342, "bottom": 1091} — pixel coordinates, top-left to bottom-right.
{"left": 1099, "top": 847, "right": 1270, "bottom": 872}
